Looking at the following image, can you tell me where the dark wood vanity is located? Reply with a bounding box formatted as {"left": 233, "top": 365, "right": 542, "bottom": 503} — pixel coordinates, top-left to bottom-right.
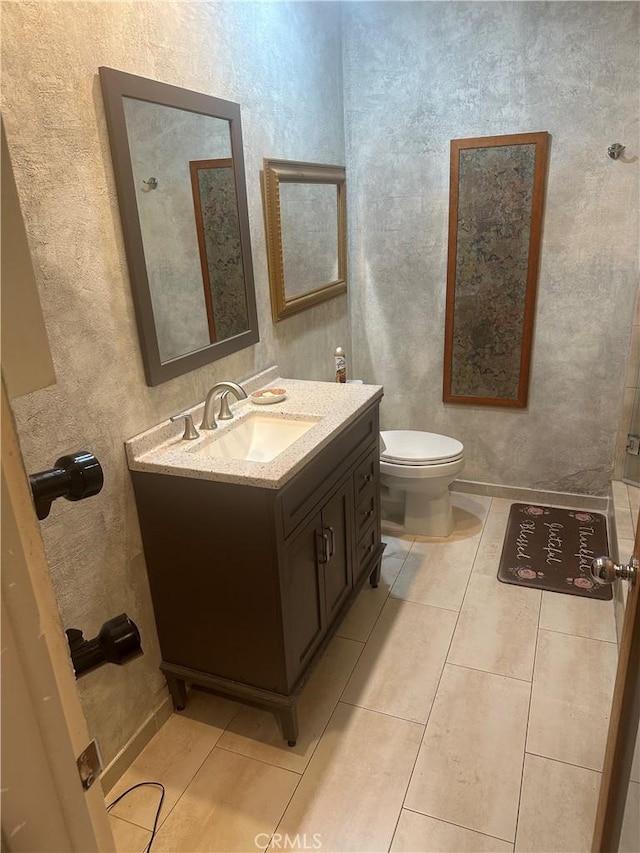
{"left": 131, "top": 400, "right": 383, "bottom": 744}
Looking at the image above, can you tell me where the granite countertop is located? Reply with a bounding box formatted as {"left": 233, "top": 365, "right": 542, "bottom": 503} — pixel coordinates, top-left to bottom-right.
{"left": 125, "top": 368, "right": 383, "bottom": 489}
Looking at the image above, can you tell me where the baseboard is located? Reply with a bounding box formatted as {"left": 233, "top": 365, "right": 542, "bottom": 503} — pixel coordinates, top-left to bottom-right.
{"left": 452, "top": 479, "right": 609, "bottom": 512}
{"left": 100, "top": 695, "right": 172, "bottom": 796}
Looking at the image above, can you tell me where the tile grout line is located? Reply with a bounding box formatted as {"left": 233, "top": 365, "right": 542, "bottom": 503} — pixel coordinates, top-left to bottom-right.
{"left": 389, "top": 529, "right": 483, "bottom": 849}
{"left": 537, "top": 625, "right": 618, "bottom": 645}
{"left": 266, "top": 626, "right": 378, "bottom": 852}
{"left": 213, "top": 635, "right": 367, "bottom": 784}
{"left": 245, "top": 716, "right": 337, "bottom": 851}
{"left": 387, "top": 719, "right": 426, "bottom": 851}
{"left": 294, "top": 508, "right": 500, "bottom": 850}
{"left": 144, "top": 718, "right": 238, "bottom": 839}
{"left": 338, "top": 559, "right": 402, "bottom": 686}
{"left": 523, "top": 749, "right": 605, "bottom": 775}
{"left": 338, "top": 698, "right": 428, "bottom": 726}
{"left": 400, "top": 805, "right": 515, "bottom": 846}
{"left": 108, "top": 811, "right": 153, "bottom": 838}
{"left": 388, "top": 526, "right": 482, "bottom": 612}
{"left": 213, "top": 743, "right": 304, "bottom": 775}
{"left": 512, "top": 588, "right": 543, "bottom": 850}
{"left": 445, "top": 660, "right": 534, "bottom": 685}
{"left": 265, "top": 714, "right": 335, "bottom": 851}
{"left": 292, "top": 635, "right": 371, "bottom": 772}
{"left": 340, "top": 534, "right": 440, "bottom": 852}
{"left": 388, "top": 595, "right": 480, "bottom": 617}
{"left": 361, "top": 548, "right": 413, "bottom": 642}
{"left": 388, "top": 591, "right": 460, "bottom": 612}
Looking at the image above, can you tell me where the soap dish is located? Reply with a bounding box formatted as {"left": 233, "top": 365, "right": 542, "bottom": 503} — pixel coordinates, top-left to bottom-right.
{"left": 251, "top": 388, "right": 287, "bottom": 405}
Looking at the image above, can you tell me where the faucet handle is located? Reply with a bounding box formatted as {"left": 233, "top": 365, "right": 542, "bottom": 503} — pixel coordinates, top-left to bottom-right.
{"left": 170, "top": 412, "right": 200, "bottom": 440}
{"left": 218, "top": 390, "right": 234, "bottom": 421}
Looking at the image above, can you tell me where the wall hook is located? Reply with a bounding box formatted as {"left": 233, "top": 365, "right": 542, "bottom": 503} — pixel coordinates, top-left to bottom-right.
{"left": 66, "top": 614, "right": 142, "bottom": 678}
{"left": 143, "top": 177, "right": 158, "bottom": 189}
{"left": 29, "top": 450, "right": 103, "bottom": 520}
{"left": 607, "top": 143, "right": 625, "bottom": 160}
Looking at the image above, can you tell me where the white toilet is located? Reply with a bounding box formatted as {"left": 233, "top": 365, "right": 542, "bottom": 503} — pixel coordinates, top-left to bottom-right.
{"left": 380, "top": 430, "right": 465, "bottom": 537}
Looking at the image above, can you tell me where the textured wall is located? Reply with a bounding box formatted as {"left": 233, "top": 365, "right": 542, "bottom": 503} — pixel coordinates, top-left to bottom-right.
{"left": 344, "top": 1, "right": 639, "bottom": 495}
{"left": 1, "top": 0, "right": 346, "bottom": 764}
{"left": 614, "top": 279, "right": 640, "bottom": 482}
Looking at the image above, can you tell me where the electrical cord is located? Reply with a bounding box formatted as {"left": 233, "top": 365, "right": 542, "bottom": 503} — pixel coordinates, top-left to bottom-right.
{"left": 106, "top": 781, "right": 165, "bottom": 853}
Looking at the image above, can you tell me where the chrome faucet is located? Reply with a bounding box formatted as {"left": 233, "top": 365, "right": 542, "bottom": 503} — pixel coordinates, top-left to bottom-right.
{"left": 200, "top": 381, "right": 248, "bottom": 430}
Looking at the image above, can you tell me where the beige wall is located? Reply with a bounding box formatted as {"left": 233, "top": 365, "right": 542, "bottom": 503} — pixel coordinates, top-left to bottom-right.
{"left": 1, "top": 120, "right": 56, "bottom": 397}
{"left": 614, "top": 280, "right": 640, "bottom": 482}
{"left": 1, "top": 0, "right": 347, "bottom": 765}
{"left": 344, "top": 1, "right": 639, "bottom": 496}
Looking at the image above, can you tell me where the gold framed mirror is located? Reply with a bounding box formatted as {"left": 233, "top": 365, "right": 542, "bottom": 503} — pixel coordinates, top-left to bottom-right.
{"left": 262, "top": 159, "right": 346, "bottom": 322}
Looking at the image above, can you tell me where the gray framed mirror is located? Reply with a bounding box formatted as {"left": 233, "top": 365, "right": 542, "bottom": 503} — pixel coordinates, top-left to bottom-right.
{"left": 99, "top": 67, "right": 259, "bottom": 386}
{"left": 262, "top": 159, "right": 346, "bottom": 322}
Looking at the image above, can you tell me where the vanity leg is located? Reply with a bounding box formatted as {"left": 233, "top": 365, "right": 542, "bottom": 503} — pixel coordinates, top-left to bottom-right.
{"left": 166, "top": 674, "right": 187, "bottom": 711}
{"left": 280, "top": 706, "right": 299, "bottom": 747}
{"left": 369, "top": 558, "right": 382, "bottom": 588}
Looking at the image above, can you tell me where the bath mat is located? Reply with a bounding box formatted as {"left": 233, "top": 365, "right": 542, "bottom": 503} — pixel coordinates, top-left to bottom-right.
{"left": 497, "top": 503, "right": 612, "bottom": 600}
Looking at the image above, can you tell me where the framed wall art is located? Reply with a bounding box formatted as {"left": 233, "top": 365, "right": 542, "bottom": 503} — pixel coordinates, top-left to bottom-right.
{"left": 443, "top": 131, "right": 549, "bottom": 407}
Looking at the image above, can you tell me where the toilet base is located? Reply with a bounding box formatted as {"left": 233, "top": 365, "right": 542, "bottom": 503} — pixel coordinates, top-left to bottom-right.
{"left": 380, "top": 484, "right": 405, "bottom": 526}
{"left": 404, "top": 489, "right": 454, "bottom": 537}
{"left": 380, "top": 449, "right": 464, "bottom": 539}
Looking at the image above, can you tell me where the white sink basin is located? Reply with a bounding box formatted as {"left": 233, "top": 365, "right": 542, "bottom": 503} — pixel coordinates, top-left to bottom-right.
{"left": 189, "top": 413, "right": 320, "bottom": 463}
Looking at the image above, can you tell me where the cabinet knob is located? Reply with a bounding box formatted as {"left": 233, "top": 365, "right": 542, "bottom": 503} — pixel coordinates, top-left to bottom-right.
{"left": 367, "top": 543, "right": 375, "bottom": 554}
{"left": 363, "top": 509, "right": 374, "bottom": 519}
{"left": 362, "top": 473, "right": 372, "bottom": 483}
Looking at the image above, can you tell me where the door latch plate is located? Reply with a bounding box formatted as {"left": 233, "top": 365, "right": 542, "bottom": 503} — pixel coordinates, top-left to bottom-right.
{"left": 627, "top": 434, "right": 640, "bottom": 456}
{"left": 76, "top": 739, "right": 103, "bottom": 791}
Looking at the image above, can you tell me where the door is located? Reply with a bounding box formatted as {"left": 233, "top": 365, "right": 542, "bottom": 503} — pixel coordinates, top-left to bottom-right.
{"left": 321, "top": 479, "right": 354, "bottom": 624}
{"left": 282, "top": 509, "right": 326, "bottom": 684}
{"left": 282, "top": 476, "right": 355, "bottom": 686}
{"left": 591, "top": 514, "right": 640, "bottom": 852}
{"left": 1, "top": 381, "right": 114, "bottom": 851}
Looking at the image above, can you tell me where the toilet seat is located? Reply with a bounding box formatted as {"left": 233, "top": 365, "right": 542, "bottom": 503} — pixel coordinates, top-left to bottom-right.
{"left": 380, "top": 430, "right": 464, "bottom": 466}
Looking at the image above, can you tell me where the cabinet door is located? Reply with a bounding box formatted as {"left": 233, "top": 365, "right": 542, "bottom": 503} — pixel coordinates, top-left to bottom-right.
{"left": 321, "top": 478, "right": 354, "bottom": 624}
{"left": 281, "top": 510, "right": 326, "bottom": 684}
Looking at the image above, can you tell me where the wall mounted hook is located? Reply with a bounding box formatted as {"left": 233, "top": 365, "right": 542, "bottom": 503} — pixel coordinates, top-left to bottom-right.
{"left": 143, "top": 176, "right": 158, "bottom": 189}
{"left": 29, "top": 450, "right": 103, "bottom": 520}
{"left": 607, "top": 143, "right": 625, "bottom": 160}
{"left": 66, "top": 614, "right": 142, "bottom": 678}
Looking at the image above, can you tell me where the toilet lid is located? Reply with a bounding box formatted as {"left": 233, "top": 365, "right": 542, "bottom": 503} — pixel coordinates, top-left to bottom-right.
{"left": 380, "top": 430, "right": 464, "bottom": 465}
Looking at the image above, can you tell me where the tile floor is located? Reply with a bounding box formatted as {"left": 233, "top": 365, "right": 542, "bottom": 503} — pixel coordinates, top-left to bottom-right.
{"left": 107, "top": 493, "right": 626, "bottom": 853}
